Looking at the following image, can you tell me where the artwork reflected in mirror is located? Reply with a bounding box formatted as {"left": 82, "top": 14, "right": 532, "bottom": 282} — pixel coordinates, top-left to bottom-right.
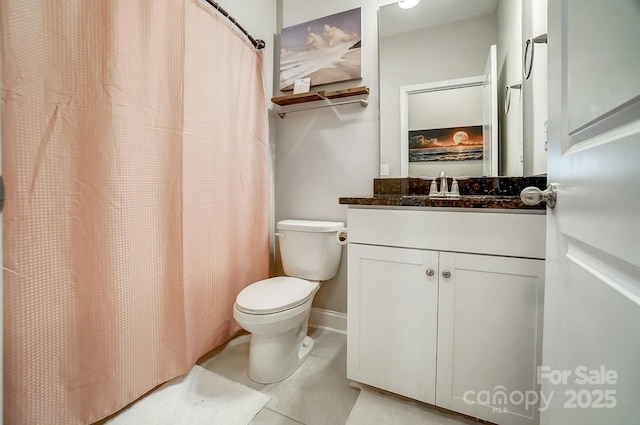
{"left": 409, "top": 126, "right": 484, "bottom": 163}
{"left": 407, "top": 84, "right": 485, "bottom": 177}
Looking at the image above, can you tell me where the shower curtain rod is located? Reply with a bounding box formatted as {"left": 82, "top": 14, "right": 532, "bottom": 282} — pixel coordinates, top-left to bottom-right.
{"left": 203, "top": 0, "right": 266, "bottom": 49}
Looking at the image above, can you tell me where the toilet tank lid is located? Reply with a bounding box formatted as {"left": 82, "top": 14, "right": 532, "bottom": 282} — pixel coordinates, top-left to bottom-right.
{"left": 277, "top": 219, "right": 344, "bottom": 232}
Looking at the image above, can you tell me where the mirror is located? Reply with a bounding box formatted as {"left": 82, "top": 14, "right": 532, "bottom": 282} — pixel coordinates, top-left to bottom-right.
{"left": 379, "top": 0, "right": 534, "bottom": 177}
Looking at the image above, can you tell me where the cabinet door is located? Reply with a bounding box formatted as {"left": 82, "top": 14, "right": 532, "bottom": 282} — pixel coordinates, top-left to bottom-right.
{"left": 347, "top": 244, "right": 438, "bottom": 404}
{"left": 437, "top": 252, "right": 545, "bottom": 425}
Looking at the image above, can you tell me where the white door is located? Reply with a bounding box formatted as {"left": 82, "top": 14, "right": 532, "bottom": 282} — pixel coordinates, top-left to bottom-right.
{"left": 541, "top": 1, "right": 640, "bottom": 423}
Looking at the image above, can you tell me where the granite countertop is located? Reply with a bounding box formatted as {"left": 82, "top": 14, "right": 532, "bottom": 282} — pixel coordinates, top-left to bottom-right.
{"left": 339, "top": 176, "right": 547, "bottom": 211}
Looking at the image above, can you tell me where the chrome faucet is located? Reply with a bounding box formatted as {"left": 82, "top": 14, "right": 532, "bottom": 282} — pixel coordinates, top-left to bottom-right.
{"left": 420, "top": 171, "right": 462, "bottom": 198}
{"left": 439, "top": 170, "right": 448, "bottom": 195}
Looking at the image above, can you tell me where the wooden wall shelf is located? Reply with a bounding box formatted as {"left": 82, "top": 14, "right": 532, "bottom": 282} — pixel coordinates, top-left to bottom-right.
{"left": 271, "top": 91, "right": 326, "bottom": 106}
{"left": 271, "top": 86, "right": 369, "bottom": 117}
{"left": 325, "top": 86, "right": 369, "bottom": 99}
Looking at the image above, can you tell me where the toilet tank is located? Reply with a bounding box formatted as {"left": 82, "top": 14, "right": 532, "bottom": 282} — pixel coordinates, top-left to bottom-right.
{"left": 276, "top": 219, "right": 345, "bottom": 281}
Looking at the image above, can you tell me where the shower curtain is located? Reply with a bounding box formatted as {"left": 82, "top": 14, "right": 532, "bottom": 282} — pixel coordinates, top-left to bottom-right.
{"left": 1, "top": 1, "right": 269, "bottom": 424}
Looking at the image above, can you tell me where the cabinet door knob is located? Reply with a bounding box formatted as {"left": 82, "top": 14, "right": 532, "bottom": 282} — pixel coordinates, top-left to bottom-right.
{"left": 426, "top": 268, "right": 435, "bottom": 277}
{"left": 442, "top": 270, "right": 452, "bottom": 279}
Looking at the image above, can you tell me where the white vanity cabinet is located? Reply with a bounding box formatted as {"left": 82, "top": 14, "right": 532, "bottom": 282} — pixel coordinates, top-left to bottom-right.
{"left": 436, "top": 251, "right": 544, "bottom": 425}
{"left": 346, "top": 208, "right": 546, "bottom": 425}
{"left": 348, "top": 243, "right": 439, "bottom": 404}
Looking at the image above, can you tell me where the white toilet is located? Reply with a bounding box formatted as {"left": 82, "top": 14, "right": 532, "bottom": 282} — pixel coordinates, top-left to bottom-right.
{"left": 233, "top": 219, "right": 345, "bottom": 383}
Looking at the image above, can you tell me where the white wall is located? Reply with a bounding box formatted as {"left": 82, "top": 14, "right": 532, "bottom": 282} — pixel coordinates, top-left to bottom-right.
{"left": 409, "top": 87, "right": 484, "bottom": 129}
{"left": 379, "top": 13, "right": 498, "bottom": 177}
{"left": 276, "top": 0, "right": 395, "bottom": 313}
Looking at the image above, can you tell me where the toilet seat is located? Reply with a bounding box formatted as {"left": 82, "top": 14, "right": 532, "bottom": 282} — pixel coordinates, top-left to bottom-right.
{"left": 236, "top": 276, "right": 314, "bottom": 315}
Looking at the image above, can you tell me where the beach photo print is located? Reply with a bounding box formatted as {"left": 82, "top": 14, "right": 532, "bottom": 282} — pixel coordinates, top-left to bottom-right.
{"left": 279, "top": 8, "right": 362, "bottom": 91}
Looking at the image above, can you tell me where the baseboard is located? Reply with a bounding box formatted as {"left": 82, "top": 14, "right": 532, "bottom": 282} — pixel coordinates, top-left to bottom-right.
{"left": 308, "top": 307, "right": 347, "bottom": 335}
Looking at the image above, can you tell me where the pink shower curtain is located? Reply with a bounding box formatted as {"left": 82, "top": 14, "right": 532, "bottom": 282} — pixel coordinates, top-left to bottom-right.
{"left": 1, "top": 1, "right": 269, "bottom": 424}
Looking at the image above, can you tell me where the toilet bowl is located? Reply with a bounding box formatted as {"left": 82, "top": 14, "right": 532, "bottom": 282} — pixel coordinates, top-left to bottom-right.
{"left": 233, "top": 277, "right": 318, "bottom": 383}
{"left": 233, "top": 219, "right": 345, "bottom": 384}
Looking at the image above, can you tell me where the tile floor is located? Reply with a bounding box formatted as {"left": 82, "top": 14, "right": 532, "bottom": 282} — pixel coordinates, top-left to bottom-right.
{"left": 94, "top": 326, "right": 488, "bottom": 425}
{"left": 199, "top": 327, "right": 358, "bottom": 425}
{"left": 199, "top": 327, "right": 484, "bottom": 425}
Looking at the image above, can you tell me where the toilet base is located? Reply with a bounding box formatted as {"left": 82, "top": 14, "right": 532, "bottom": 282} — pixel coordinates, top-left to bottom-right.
{"left": 233, "top": 281, "right": 322, "bottom": 384}
{"left": 247, "top": 329, "right": 314, "bottom": 384}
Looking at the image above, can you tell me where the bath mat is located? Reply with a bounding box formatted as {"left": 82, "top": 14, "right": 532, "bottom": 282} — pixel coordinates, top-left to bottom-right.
{"left": 106, "top": 365, "right": 269, "bottom": 425}
{"left": 345, "top": 383, "right": 475, "bottom": 425}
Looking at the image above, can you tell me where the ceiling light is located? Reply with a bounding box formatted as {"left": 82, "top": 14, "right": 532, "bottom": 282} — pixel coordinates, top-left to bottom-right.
{"left": 398, "top": 0, "right": 420, "bottom": 9}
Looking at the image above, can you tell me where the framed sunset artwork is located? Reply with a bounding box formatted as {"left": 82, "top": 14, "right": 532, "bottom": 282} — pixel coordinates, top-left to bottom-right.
{"left": 408, "top": 126, "right": 484, "bottom": 162}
